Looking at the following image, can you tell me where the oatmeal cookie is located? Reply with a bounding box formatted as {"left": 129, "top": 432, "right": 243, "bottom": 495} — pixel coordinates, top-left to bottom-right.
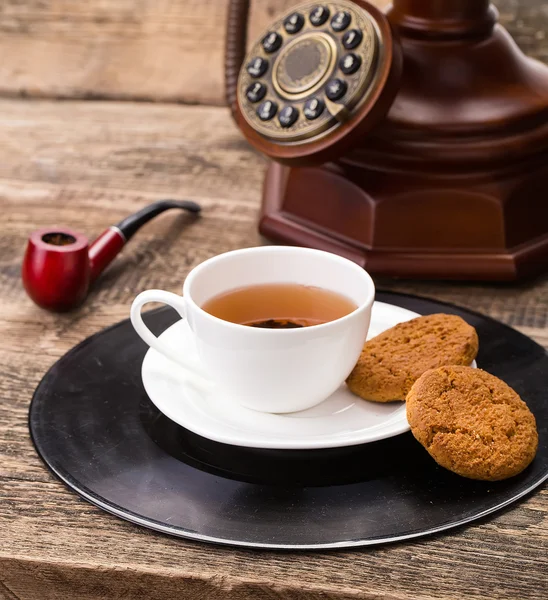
{"left": 346, "top": 314, "right": 478, "bottom": 402}
{"left": 406, "top": 365, "right": 538, "bottom": 481}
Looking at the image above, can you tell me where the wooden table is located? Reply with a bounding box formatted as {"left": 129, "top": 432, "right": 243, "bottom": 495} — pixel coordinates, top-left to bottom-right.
{"left": 1, "top": 2, "right": 547, "bottom": 599}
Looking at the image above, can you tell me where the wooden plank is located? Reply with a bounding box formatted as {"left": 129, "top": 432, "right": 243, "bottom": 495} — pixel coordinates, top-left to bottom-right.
{"left": 0, "top": 1, "right": 543, "bottom": 105}
{"left": 0, "top": 98, "right": 547, "bottom": 600}
{"left": 0, "top": 0, "right": 230, "bottom": 104}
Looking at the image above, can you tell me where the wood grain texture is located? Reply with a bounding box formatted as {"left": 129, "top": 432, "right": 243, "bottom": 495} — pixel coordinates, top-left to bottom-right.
{"left": 0, "top": 0, "right": 543, "bottom": 105}
{"left": 0, "top": 97, "right": 546, "bottom": 600}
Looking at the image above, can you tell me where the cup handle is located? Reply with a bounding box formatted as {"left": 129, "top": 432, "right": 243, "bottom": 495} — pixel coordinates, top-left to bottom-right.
{"left": 130, "top": 290, "right": 210, "bottom": 389}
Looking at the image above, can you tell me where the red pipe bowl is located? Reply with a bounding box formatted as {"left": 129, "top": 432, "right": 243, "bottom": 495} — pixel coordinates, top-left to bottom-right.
{"left": 22, "top": 228, "right": 91, "bottom": 312}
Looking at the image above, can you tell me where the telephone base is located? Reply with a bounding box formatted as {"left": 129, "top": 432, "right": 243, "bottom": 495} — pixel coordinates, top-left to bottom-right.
{"left": 260, "top": 162, "right": 548, "bottom": 282}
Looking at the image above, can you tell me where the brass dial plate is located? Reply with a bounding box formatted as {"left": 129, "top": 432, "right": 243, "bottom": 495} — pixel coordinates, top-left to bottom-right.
{"left": 237, "top": 0, "right": 381, "bottom": 144}
{"left": 274, "top": 33, "right": 337, "bottom": 98}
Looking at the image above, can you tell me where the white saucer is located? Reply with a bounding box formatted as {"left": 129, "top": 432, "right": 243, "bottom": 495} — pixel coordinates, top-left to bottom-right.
{"left": 143, "top": 301, "right": 459, "bottom": 450}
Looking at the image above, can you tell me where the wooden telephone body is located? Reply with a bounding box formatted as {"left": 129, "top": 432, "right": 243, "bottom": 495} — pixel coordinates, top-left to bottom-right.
{"left": 231, "top": 0, "right": 548, "bottom": 281}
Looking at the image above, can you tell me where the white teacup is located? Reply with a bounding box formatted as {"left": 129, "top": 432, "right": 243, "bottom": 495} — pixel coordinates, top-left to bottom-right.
{"left": 130, "top": 246, "right": 375, "bottom": 413}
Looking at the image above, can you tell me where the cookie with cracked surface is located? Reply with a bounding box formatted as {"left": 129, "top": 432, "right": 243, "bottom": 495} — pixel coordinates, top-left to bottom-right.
{"left": 346, "top": 314, "right": 479, "bottom": 402}
{"left": 406, "top": 365, "right": 538, "bottom": 481}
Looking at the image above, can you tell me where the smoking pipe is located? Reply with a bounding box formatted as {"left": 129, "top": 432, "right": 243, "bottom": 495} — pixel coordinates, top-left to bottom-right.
{"left": 22, "top": 199, "right": 201, "bottom": 312}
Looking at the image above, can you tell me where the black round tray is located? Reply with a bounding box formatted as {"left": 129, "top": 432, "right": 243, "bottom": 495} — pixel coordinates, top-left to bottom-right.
{"left": 29, "top": 292, "right": 548, "bottom": 549}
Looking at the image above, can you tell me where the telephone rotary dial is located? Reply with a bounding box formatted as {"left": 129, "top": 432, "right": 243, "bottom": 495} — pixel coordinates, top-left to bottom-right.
{"left": 235, "top": 1, "right": 401, "bottom": 165}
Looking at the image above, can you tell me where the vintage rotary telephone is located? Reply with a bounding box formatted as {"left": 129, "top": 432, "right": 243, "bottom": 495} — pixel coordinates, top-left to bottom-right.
{"left": 224, "top": 0, "right": 548, "bottom": 281}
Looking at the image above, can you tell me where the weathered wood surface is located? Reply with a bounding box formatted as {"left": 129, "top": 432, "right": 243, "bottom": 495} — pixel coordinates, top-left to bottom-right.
{"left": 0, "top": 97, "right": 547, "bottom": 600}
{"left": 0, "top": 0, "right": 544, "bottom": 105}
